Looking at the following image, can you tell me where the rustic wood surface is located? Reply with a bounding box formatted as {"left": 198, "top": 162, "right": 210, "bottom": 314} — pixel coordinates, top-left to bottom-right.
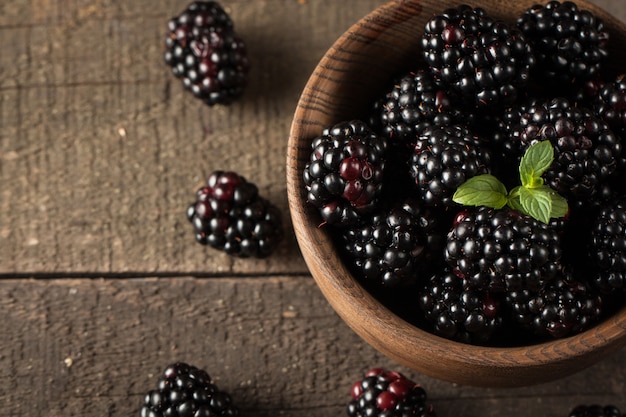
{"left": 1, "top": 1, "right": 625, "bottom": 416}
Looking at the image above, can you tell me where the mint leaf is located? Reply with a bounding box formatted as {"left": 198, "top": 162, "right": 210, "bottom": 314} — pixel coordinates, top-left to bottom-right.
{"left": 519, "top": 140, "right": 554, "bottom": 188}
{"left": 547, "top": 187, "right": 568, "bottom": 219}
{"left": 453, "top": 174, "right": 508, "bottom": 209}
{"left": 506, "top": 186, "right": 525, "bottom": 212}
{"left": 518, "top": 186, "right": 553, "bottom": 223}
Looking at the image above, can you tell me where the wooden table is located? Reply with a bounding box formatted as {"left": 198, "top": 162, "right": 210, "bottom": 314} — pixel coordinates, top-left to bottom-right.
{"left": 2, "top": 1, "right": 625, "bottom": 415}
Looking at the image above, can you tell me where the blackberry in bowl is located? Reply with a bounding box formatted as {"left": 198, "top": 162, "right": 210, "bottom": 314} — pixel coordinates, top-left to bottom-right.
{"left": 286, "top": 0, "right": 626, "bottom": 387}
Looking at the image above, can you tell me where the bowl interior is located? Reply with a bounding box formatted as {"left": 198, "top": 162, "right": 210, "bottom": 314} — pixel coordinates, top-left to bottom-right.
{"left": 287, "top": 0, "right": 626, "bottom": 387}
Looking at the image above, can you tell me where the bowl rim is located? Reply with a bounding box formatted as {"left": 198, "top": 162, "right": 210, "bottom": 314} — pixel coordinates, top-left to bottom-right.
{"left": 286, "top": 0, "right": 626, "bottom": 387}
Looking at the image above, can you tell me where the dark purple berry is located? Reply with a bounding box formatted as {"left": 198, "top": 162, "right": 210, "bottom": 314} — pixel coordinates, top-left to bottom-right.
{"left": 347, "top": 368, "right": 436, "bottom": 417}
{"left": 140, "top": 362, "right": 239, "bottom": 417}
{"left": 164, "top": 1, "right": 250, "bottom": 106}
{"left": 303, "top": 120, "right": 387, "bottom": 227}
{"left": 187, "top": 171, "right": 283, "bottom": 257}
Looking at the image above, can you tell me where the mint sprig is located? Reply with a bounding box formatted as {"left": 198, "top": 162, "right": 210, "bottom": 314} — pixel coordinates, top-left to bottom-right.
{"left": 452, "top": 141, "right": 568, "bottom": 223}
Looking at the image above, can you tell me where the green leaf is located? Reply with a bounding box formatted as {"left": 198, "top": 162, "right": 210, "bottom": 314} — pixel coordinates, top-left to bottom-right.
{"left": 544, "top": 186, "right": 569, "bottom": 218}
{"left": 518, "top": 186, "right": 553, "bottom": 224}
{"left": 453, "top": 174, "right": 508, "bottom": 209}
{"left": 519, "top": 140, "right": 554, "bottom": 188}
{"left": 506, "top": 186, "right": 525, "bottom": 212}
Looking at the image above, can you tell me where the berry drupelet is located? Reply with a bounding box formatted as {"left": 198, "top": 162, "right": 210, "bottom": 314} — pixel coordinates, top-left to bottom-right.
{"left": 421, "top": 4, "right": 535, "bottom": 109}
{"left": 347, "top": 368, "right": 436, "bottom": 417}
{"left": 503, "top": 97, "right": 621, "bottom": 208}
{"left": 303, "top": 120, "right": 387, "bottom": 227}
{"left": 589, "top": 197, "right": 626, "bottom": 294}
{"left": 569, "top": 405, "right": 625, "bottom": 417}
{"left": 409, "top": 124, "right": 492, "bottom": 208}
{"left": 517, "top": 0, "right": 609, "bottom": 87}
{"left": 419, "top": 268, "right": 502, "bottom": 344}
{"left": 445, "top": 207, "right": 563, "bottom": 293}
{"left": 186, "top": 171, "right": 283, "bottom": 258}
{"left": 164, "top": 1, "right": 250, "bottom": 106}
{"left": 338, "top": 198, "right": 444, "bottom": 288}
{"left": 140, "top": 362, "right": 239, "bottom": 417}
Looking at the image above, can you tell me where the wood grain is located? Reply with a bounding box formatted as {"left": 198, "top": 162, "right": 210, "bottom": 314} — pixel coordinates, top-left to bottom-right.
{"left": 0, "top": 0, "right": 389, "bottom": 275}
{"left": 1, "top": 277, "right": 625, "bottom": 417}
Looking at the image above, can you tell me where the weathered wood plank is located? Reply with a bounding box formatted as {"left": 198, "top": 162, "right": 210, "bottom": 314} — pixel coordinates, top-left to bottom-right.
{"left": 0, "top": 0, "right": 389, "bottom": 274}
{"left": 1, "top": 277, "right": 625, "bottom": 417}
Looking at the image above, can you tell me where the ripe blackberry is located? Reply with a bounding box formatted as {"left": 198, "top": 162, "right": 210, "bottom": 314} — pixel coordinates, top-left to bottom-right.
{"left": 589, "top": 198, "right": 626, "bottom": 293}
{"left": 421, "top": 4, "right": 534, "bottom": 109}
{"left": 347, "top": 368, "right": 436, "bottom": 417}
{"left": 409, "top": 124, "right": 492, "bottom": 207}
{"left": 164, "top": 1, "right": 250, "bottom": 106}
{"left": 186, "top": 171, "right": 283, "bottom": 258}
{"left": 445, "top": 207, "right": 562, "bottom": 292}
{"left": 580, "top": 74, "right": 626, "bottom": 181}
{"left": 569, "top": 405, "right": 624, "bottom": 417}
{"left": 505, "top": 271, "right": 603, "bottom": 338}
{"left": 338, "top": 198, "right": 444, "bottom": 288}
{"left": 375, "top": 69, "right": 466, "bottom": 143}
{"left": 419, "top": 268, "right": 502, "bottom": 344}
{"left": 303, "top": 120, "right": 387, "bottom": 227}
{"left": 140, "top": 362, "right": 239, "bottom": 417}
{"left": 591, "top": 74, "right": 626, "bottom": 135}
{"left": 503, "top": 97, "right": 621, "bottom": 208}
{"left": 516, "top": 1, "right": 609, "bottom": 87}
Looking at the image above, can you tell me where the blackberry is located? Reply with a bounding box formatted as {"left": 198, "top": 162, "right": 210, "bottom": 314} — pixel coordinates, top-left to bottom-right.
{"left": 421, "top": 4, "right": 534, "bottom": 109}
{"left": 445, "top": 207, "right": 562, "bottom": 292}
{"left": 589, "top": 198, "right": 626, "bottom": 293}
{"left": 591, "top": 74, "right": 626, "bottom": 135}
{"left": 583, "top": 74, "right": 626, "bottom": 193}
{"left": 303, "top": 120, "right": 387, "bottom": 227}
{"left": 516, "top": 1, "right": 609, "bottom": 87}
{"left": 419, "top": 268, "right": 502, "bottom": 344}
{"left": 409, "top": 124, "right": 492, "bottom": 207}
{"left": 503, "top": 97, "right": 621, "bottom": 208}
{"left": 338, "top": 198, "right": 444, "bottom": 288}
{"left": 347, "top": 368, "right": 436, "bottom": 417}
{"left": 164, "top": 1, "right": 250, "bottom": 106}
{"left": 569, "top": 405, "right": 624, "bottom": 417}
{"left": 140, "top": 362, "right": 239, "bottom": 417}
{"left": 375, "top": 69, "right": 466, "bottom": 143}
{"left": 506, "top": 271, "right": 603, "bottom": 338}
{"left": 186, "top": 171, "right": 283, "bottom": 258}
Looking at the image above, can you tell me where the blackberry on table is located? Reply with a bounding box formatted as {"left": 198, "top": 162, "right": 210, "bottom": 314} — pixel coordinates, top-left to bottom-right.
{"left": 502, "top": 97, "right": 622, "bottom": 208}
{"left": 421, "top": 4, "right": 535, "bottom": 109}
{"left": 187, "top": 171, "right": 283, "bottom": 258}
{"left": 164, "top": 1, "right": 250, "bottom": 106}
{"left": 445, "top": 207, "right": 563, "bottom": 292}
{"left": 410, "top": 124, "right": 492, "bottom": 208}
{"left": 347, "top": 368, "right": 436, "bottom": 417}
{"left": 517, "top": 0, "right": 609, "bottom": 87}
{"left": 419, "top": 268, "right": 502, "bottom": 344}
{"left": 140, "top": 362, "right": 239, "bottom": 417}
{"left": 505, "top": 271, "right": 603, "bottom": 338}
{"left": 338, "top": 198, "right": 444, "bottom": 288}
{"left": 589, "top": 197, "right": 626, "bottom": 293}
{"left": 303, "top": 120, "right": 387, "bottom": 227}
{"left": 569, "top": 405, "right": 624, "bottom": 417}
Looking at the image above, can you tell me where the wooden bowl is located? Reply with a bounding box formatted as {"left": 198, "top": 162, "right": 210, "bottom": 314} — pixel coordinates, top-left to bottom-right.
{"left": 287, "top": 0, "right": 626, "bottom": 387}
